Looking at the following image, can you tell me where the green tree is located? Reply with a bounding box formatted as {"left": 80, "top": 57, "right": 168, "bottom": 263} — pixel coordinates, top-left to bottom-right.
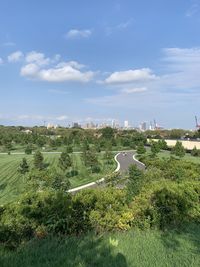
{"left": 104, "top": 171, "right": 121, "bottom": 186}
{"left": 191, "top": 146, "right": 200, "bottom": 157}
{"left": 34, "top": 151, "right": 44, "bottom": 170}
{"left": 158, "top": 139, "right": 168, "bottom": 150}
{"left": 59, "top": 151, "right": 72, "bottom": 171}
{"left": 25, "top": 144, "right": 32, "bottom": 154}
{"left": 150, "top": 141, "right": 160, "bottom": 156}
{"left": 171, "top": 141, "right": 185, "bottom": 158}
{"left": 18, "top": 158, "right": 29, "bottom": 174}
{"left": 127, "top": 164, "right": 144, "bottom": 200}
{"left": 137, "top": 142, "right": 146, "bottom": 155}
{"left": 82, "top": 148, "right": 100, "bottom": 172}
{"left": 101, "top": 127, "right": 115, "bottom": 139}
{"left": 66, "top": 146, "right": 73, "bottom": 153}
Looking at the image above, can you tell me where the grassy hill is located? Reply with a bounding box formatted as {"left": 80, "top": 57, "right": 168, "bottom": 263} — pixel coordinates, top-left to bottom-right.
{"left": 0, "top": 223, "right": 199, "bottom": 267}
{"left": 0, "top": 152, "right": 116, "bottom": 205}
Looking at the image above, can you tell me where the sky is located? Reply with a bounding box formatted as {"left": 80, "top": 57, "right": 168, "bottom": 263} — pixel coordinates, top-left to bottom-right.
{"left": 0, "top": 0, "right": 200, "bottom": 129}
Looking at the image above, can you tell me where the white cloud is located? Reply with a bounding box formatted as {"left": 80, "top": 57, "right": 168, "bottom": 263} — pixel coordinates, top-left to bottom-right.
{"left": 0, "top": 58, "right": 3, "bottom": 64}
{"left": 87, "top": 47, "right": 200, "bottom": 108}
{"left": 39, "top": 65, "right": 94, "bottom": 82}
{"left": 104, "top": 68, "right": 157, "bottom": 84}
{"left": 163, "top": 47, "right": 200, "bottom": 64}
{"left": 160, "top": 47, "right": 200, "bottom": 90}
{"left": 25, "top": 51, "right": 50, "bottom": 66}
{"left": 21, "top": 60, "right": 94, "bottom": 82}
{"left": 121, "top": 87, "right": 147, "bottom": 94}
{"left": 66, "top": 29, "right": 92, "bottom": 39}
{"left": 21, "top": 63, "right": 40, "bottom": 77}
{"left": 8, "top": 51, "right": 24, "bottom": 62}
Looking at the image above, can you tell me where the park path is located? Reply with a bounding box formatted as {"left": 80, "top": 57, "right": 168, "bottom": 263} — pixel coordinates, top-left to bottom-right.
{"left": 68, "top": 151, "right": 145, "bottom": 193}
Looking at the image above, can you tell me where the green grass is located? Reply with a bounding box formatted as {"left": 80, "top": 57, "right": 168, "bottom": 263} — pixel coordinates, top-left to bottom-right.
{"left": 0, "top": 152, "right": 116, "bottom": 205}
{"left": 0, "top": 223, "right": 199, "bottom": 267}
{"left": 145, "top": 147, "right": 200, "bottom": 163}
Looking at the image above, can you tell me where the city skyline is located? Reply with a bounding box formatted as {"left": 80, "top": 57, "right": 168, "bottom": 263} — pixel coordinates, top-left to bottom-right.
{"left": 0, "top": 0, "right": 200, "bottom": 128}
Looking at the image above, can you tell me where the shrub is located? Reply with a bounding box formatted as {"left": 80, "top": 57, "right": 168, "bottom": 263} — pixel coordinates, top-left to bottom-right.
{"left": 130, "top": 181, "right": 200, "bottom": 230}
{"left": 0, "top": 191, "right": 72, "bottom": 248}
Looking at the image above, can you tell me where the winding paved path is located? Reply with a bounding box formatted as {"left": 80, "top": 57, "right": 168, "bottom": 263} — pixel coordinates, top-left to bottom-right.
{"left": 116, "top": 151, "right": 145, "bottom": 172}
{"left": 68, "top": 151, "right": 145, "bottom": 193}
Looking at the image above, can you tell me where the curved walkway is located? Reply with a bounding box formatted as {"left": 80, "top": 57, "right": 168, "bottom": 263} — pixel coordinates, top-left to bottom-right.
{"left": 68, "top": 151, "right": 145, "bottom": 193}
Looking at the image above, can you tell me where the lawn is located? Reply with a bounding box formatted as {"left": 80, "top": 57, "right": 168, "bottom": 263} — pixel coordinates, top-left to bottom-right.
{"left": 0, "top": 223, "right": 199, "bottom": 267}
{"left": 0, "top": 152, "right": 116, "bottom": 205}
{"left": 145, "top": 147, "right": 200, "bottom": 164}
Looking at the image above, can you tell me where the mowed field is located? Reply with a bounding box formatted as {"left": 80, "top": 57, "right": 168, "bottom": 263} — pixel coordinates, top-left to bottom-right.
{"left": 0, "top": 153, "right": 116, "bottom": 205}
{"left": 145, "top": 147, "right": 200, "bottom": 163}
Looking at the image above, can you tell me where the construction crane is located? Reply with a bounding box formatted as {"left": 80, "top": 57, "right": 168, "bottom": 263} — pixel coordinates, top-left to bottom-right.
{"left": 195, "top": 116, "right": 200, "bottom": 129}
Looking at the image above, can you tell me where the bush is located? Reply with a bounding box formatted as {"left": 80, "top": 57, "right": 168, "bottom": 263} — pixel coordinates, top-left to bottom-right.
{"left": 130, "top": 181, "right": 200, "bottom": 230}
{"left": 0, "top": 191, "right": 72, "bottom": 248}
{"left": 91, "top": 165, "right": 101, "bottom": 173}
{"left": 72, "top": 188, "right": 132, "bottom": 233}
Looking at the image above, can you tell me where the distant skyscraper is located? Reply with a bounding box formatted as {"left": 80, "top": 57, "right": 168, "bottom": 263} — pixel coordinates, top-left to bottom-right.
{"left": 124, "top": 120, "right": 129, "bottom": 128}
{"left": 111, "top": 120, "right": 116, "bottom": 128}
{"left": 140, "top": 122, "right": 147, "bottom": 131}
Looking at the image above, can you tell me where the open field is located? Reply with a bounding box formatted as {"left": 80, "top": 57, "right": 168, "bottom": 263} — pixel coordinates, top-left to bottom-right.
{"left": 0, "top": 152, "right": 116, "bottom": 205}
{"left": 0, "top": 223, "right": 199, "bottom": 267}
{"left": 149, "top": 139, "right": 200, "bottom": 150}
{"left": 145, "top": 147, "right": 200, "bottom": 163}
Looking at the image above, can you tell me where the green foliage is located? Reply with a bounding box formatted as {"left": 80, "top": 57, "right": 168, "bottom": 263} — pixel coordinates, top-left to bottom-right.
{"left": 73, "top": 188, "right": 132, "bottom": 233}
{"left": 59, "top": 151, "right": 72, "bottom": 171}
{"left": 82, "top": 147, "right": 100, "bottom": 172}
{"left": 171, "top": 141, "right": 185, "bottom": 158}
{"left": 18, "top": 158, "right": 29, "bottom": 174}
{"left": 66, "top": 146, "right": 73, "bottom": 153}
{"left": 1, "top": 224, "right": 200, "bottom": 267}
{"left": 104, "top": 171, "right": 121, "bottom": 187}
{"left": 25, "top": 144, "right": 32, "bottom": 154}
{"left": 130, "top": 181, "right": 200, "bottom": 230}
{"left": 141, "top": 156, "right": 200, "bottom": 182}
{"left": 157, "top": 139, "right": 168, "bottom": 150}
{"left": 150, "top": 141, "right": 160, "bottom": 156}
{"left": 27, "top": 168, "right": 70, "bottom": 192}
{"left": 0, "top": 191, "right": 72, "bottom": 248}
{"left": 33, "top": 151, "right": 44, "bottom": 170}
{"left": 104, "top": 151, "right": 113, "bottom": 162}
{"left": 101, "top": 127, "right": 115, "bottom": 139}
{"left": 126, "top": 165, "right": 144, "bottom": 200}
{"left": 136, "top": 143, "right": 146, "bottom": 155}
{"left": 191, "top": 146, "right": 200, "bottom": 157}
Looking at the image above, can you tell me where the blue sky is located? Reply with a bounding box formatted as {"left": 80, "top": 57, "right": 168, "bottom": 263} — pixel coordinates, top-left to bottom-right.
{"left": 0, "top": 0, "right": 200, "bottom": 128}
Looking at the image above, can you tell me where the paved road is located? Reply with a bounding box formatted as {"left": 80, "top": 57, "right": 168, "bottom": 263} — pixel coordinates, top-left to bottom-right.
{"left": 69, "top": 151, "right": 145, "bottom": 193}
{"left": 116, "top": 151, "right": 145, "bottom": 173}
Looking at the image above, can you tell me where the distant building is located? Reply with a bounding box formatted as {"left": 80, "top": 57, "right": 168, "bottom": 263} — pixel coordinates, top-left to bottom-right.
{"left": 72, "top": 122, "right": 81, "bottom": 128}
{"left": 84, "top": 122, "right": 96, "bottom": 129}
{"left": 140, "top": 122, "right": 147, "bottom": 131}
{"left": 124, "top": 120, "right": 129, "bottom": 128}
{"left": 47, "top": 123, "right": 58, "bottom": 129}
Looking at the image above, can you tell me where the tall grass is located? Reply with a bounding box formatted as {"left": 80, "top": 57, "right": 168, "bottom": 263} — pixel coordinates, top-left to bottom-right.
{"left": 0, "top": 224, "right": 199, "bottom": 267}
